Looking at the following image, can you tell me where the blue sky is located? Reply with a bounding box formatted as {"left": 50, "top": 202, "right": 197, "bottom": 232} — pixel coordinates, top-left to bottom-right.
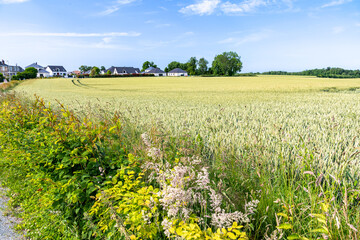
{"left": 0, "top": 0, "right": 359, "bottom": 72}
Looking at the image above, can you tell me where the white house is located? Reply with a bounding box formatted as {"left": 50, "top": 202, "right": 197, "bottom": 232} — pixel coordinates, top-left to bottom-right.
{"left": 45, "top": 65, "right": 67, "bottom": 77}
{"left": 106, "top": 66, "right": 141, "bottom": 75}
{"left": 168, "top": 68, "right": 188, "bottom": 77}
{"left": 146, "top": 68, "right": 166, "bottom": 77}
{"left": 144, "top": 67, "right": 156, "bottom": 73}
{"left": 26, "top": 62, "right": 50, "bottom": 78}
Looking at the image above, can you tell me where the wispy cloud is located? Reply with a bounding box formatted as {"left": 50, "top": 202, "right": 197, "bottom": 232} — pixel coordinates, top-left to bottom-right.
{"left": 99, "top": 0, "right": 137, "bottom": 16}
{"left": 180, "top": 0, "right": 296, "bottom": 15}
{"left": 221, "top": 0, "right": 267, "bottom": 14}
{"left": 321, "top": 0, "right": 352, "bottom": 8}
{"left": 0, "top": 32, "right": 141, "bottom": 37}
{"left": 179, "top": 0, "right": 221, "bottom": 15}
{"left": 0, "top": 0, "right": 29, "bottom": 4}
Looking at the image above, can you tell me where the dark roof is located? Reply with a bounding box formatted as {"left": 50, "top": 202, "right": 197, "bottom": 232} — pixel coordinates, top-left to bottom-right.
{"left": 147, "top": 68, "right": 166, "bottom": 74}
{"left": 169, "top": 68, "right": 187, "bottom": 74}
{"left": 0, "top": 61, "right": 8, "bottom": 67}
{"left": 38, "top": 69, "right": 49, "bottom": 74}
{"left": 26, "top": 62, "right": 43, "bottom": 69}
{"left": 47, "top": 65, "right": 67, "bottom": 72}
{"left": 107, "top": 66, "right": 141, "bottom": 74}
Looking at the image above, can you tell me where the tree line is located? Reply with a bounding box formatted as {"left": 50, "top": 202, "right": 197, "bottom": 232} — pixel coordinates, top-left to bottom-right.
{"left": 262, "top": 67, "right": 360, "bottom": 78}
{"left": 160, "top": 51, "right": 243, "bottom": 76}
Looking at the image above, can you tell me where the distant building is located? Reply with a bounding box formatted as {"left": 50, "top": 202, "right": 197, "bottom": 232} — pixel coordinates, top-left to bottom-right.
{"left": 146, "top": 68, "right": 166, "bottom": 77}
{"left": 168, "top": 68, "right": 188, "bottom": 77}
{"left": 37, "top": 69, "right": 50, "bottom": 78}
{"left": 26, "top": 62, "right": 50, "bottom": 78}
{"left": 144, "top": 67, "right": 156, "bottom": 73}
{"left": 0, "top": 59, "right": 24, "bottom": 77}
{"left": 45, "top": 65, "right": 67, "bottom": 77}
{"left": 106, "top": 66, "right": 141, "bottom": 75}
{"left": 71, "top": 70, "right": 81, "bottom": 75}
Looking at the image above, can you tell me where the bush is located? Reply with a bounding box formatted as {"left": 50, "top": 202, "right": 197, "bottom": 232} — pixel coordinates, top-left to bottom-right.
{"left": 0, "top": 73, "right": 4, "bottom": 82}
{"left": 12, "top": 67, "right": 38, "bottom": 80}
{"left": 0, "top": 95, "right": 252, "bottom": 239}
{"left": 78, "top": 73, "right": 155, "bottom": 78}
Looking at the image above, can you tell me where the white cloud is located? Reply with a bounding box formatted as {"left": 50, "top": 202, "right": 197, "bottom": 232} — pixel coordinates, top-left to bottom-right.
{"left": 0, "top": 32, "right": 141, "bottom": 37}
{"left": 221, "top": 0, "right": 267, "bottom": 14}
{"left": 179, "top": 0, "right": 221, "bottom": 15}
{"left": 99, "top": 0, "right": 137, "bottom": 15}
{"left": 0, "top": 0, "right": 29, "bottom": 4}
{"left": 180, "top": 0, "right": 296, "bottom": 16}
{"left": 321, "top": 0, "right": 352, "bottom": 8}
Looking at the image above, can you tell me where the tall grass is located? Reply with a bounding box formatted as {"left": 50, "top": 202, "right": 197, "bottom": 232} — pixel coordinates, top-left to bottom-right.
{"left": 8, "top": 76, "right": 360, "bottom": 239}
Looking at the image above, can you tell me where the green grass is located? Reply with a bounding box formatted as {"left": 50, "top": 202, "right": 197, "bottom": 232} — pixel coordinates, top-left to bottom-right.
{"left": 13, "top": 75, "right": 360, "bottom": 239}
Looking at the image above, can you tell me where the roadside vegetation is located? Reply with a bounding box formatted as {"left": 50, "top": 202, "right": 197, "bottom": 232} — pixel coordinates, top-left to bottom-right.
{"left": 263, "top": 67, "right": 360, "bottom": 79}
{"left": 1, "top": 75, "right": 360, "bottom": 239}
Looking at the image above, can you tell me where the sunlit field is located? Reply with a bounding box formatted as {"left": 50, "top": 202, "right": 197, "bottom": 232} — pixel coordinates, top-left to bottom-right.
{"left": 12, "top": 75, "right": 360, "bottom": 238}
{"left": 15, "top": 75, "right": 360, "bottom": 174}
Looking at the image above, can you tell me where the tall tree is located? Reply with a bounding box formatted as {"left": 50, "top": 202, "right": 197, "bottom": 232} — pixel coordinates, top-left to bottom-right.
{"left": 198, "top": 58, "right": 209, "bottom": 75}
{"left": 212, "top": 51, "right": 242, "bottom": 76}
{"left": 186, "top": 57, "right": 198, "bottom": 75}
{"left": 141, "top": 61, "right": 158, "bottom": 72}
{"left": 100, "top": 66, "right": 106, "bottom": 71}
{"left": 166, "top": 61, "right": 188, "bottom": 72}
{"left": 79, "top": 65, "right": 92, "bottom": 73}
{"left": 90, "top": 67, "right": 100, "bottom": 77}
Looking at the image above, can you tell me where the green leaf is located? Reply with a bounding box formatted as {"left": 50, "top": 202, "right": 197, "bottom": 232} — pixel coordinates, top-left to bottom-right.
{"left": 277, "top": 223, "right": 293, "bottom": 230}
{"left": 288, "top": 234, "right": 301, "bottom": 240}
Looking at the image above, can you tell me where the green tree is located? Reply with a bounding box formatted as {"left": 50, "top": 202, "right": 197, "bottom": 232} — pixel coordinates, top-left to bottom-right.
{"left": 141, "top": 61, "right": 158, "bottom": 72}
{"left": 12, "top": 67, "right": 38, "bottom": 80}
{"left": 100, "top": 66, "right": 106, "bottom": 72}
{"left": 79, "top": 65, "right": 92, "bottom": 73}
{"left": 0, "top": 73, "right": 4, "bottom": 82}
{"left": 212, "top": 51, "right": 242, "bottom": 76}
{"left": 186, "top": 57, "right": 198, "bottom": 75}
{"left": 90, "top": 67, "right": 100, "bottom": 77}
{"left": 198, "top": 58, "right": 209, "bottom": 75}
{"left": 106, "top": 70, "right": 112, "bottom": 75}
{"left": 166, "top": 61, "right": 187, "bottom": 72}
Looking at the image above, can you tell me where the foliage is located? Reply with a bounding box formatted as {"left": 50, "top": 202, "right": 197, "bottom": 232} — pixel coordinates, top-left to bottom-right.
{"left": 90, "top": 67, "right": 100, "bottom": 77}
{"left": 0, "top": 72, "right": 4, "bottom": 82}
{"left": 187, "top": 57, "right": 198, "bottom": 75}
{"left": 78, "top": 73, "right": 154, "bottom": 78}
{"left": 165, "top": 61, "right": 188, "bottom": 73}
{"left": 0, "top": 94, "right": 253, "bottom": 239}
{"left": 79, "top": 65, "right": 93, "bottom": 73}
{"left": 12, "top": 67, "right": 38, "bottom": 80}
{"left": 8, "top": 76, "right": 360, "bottom": 239}
{"left": 141, "top": 61, "right": 158, "bottom": 72}
{"left": 262, "top": 67, "right": 360, "bottom": 79}
{"left": 198, "top": 57, "right": 209, "bottom": 75}
{"left": 212, "top": 51, "right": 243, "bottom": 76}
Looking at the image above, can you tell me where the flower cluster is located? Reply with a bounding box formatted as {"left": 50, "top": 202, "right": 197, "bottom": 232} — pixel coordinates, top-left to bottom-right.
{"left": 141, "top": 132, "right": 259, "bottom": 233}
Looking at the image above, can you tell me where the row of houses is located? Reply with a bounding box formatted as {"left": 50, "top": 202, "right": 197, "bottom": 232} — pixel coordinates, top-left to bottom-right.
{"left": 0, "top": 60, "right": 24, "bottom": 77}
{"left": 0, "top": 60, "right": 68, "bottom": 78}
{"left": 1, "top": 59, "right": 189, "bottom": 79}
{"left": 143, "top": 67, "right": 188, "bottom": 77}
{"left": 78, "top": 66, "right": 188, "bottom": 77}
